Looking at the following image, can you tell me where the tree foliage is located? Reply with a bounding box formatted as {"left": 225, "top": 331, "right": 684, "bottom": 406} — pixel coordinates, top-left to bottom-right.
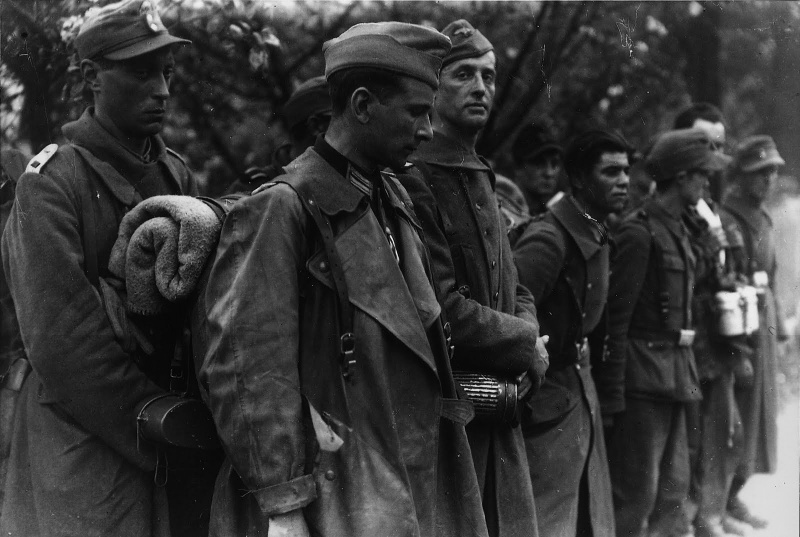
{"left": 1, "top": 0, "right": 798, "bottom": 194}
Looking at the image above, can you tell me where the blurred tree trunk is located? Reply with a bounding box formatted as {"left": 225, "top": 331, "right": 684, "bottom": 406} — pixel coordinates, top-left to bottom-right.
{"left": 680, "top": 4, "right": 722, "bottom": 106}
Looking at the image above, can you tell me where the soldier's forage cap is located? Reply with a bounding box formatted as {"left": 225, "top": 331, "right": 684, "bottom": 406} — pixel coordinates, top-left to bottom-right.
{"left": 323, "top": 22, "right": 451, "bottom": 88}
{"left": 512, "top": 123, "right": 562, "bottom": 164}
{"left": 732, "top": 135, "right": 785, "bottom": 173}
{"left": 282, "top": 76, "right": 331, "bottom": 130}
{"left": 440, "top": 19, "right": 494, "bottom": 68}
{"left": 646, "top": 128, "right": 731, "bottom": 182}
{"left": 75, "top": 0, "right": 190, "bottom": 61}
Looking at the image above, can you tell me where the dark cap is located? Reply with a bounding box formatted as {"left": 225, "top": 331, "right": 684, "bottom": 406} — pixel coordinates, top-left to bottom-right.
{"left": 512, "top": 123, "right": 562, "bottom": 164}
{"left": 646, "top": 128, "right": 731, "bottom": 182}
{"left": 732, "top": 135, "right": 785, "bottom": 173}
{"left": 323, "top": 22, "right": 451, "bottom": 88}
{"left": 440, "top": 19, "right": 494, "bottom": 67}
{"left": 282, "top": 76, "right": 331, "bottom": 130}
{"left": 75, "top": 0, "right": 190, "bottom": 61}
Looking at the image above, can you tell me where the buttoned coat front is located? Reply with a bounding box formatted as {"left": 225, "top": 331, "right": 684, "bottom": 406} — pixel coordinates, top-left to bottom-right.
{"left": 400, "top": 132, "right": 540, "bottom": 537}
{"left": 199, "top": 148, "right": 488, "bottom": 537}
{"left": 513, "top": 196, "right": 615, "bottom": 537}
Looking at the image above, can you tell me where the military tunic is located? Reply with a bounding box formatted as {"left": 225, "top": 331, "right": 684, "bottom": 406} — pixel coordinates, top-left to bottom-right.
{"left": 513, "top": 196, "right": 615, "bottom": 537}
{"left": 604, "top": 198, "right": 701, "bottom": 537}
{"left": 400, "top": 131, "right": 540, "bottom": 537}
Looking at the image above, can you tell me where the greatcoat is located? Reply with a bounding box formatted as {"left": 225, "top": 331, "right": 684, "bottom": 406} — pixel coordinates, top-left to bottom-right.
{"left": 0, "top": 109, "right": 207, "bottom": 536}
{"left": 400, "top": 131, "right": 540, "bottom": 537}
{"left": 199, "top": 146, "right": 489, "bottom": 537}
{"left": 720, "top": 193, "right": 783, "bottom": 476}
{"left": 513, "top": 196, "right": 615, "bottom": 537}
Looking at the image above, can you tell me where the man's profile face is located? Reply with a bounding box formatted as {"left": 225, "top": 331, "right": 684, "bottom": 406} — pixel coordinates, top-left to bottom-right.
{"left": 368, "top": 76, "right": 435, "bottom": 169}
{"left": 518, "top": 151, "right": 561, "bottom": 199}
{"left": 679, "top": 168, "right": 711, "bottom": 206}
{"left": 94, "top": 47, "right": 175, "bottom": 141}
{"left": 742, "top": 165, "right": 778, "bottom": 204}
{"left": 584, "top": 151, "right": 630, "bottom": 215}
{"left": 435, "top": 51, "right": 496, "bottom": 132}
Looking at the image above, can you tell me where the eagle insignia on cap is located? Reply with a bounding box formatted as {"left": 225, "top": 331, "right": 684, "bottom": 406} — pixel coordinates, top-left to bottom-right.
{"left": 758, "top": 149, "right": 766, "bottom": 160}
{"left": 453, "top": 27, "right": 473, "bottom": 37}
{"left": 140, "top": 0, "right": 165, "bottom": 33}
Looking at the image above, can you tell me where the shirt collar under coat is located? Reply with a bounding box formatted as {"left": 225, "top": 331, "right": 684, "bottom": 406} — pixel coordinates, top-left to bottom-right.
{"left": 412, "top": 130, "right": 492, "bottom": 173}
{"left": 283, "top": 142, "right": 420, "bottom": 228}
{"left": 61, "top": 107, "right": 183, "bottom": 206}
{"left": 550, "top": 195, "right": 604, "bottom": 260}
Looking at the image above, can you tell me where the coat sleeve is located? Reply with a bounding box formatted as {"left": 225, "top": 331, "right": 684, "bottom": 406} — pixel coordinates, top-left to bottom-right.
{"left": 594, "top": 219, "right": 651, "bottom": 416}
{"left": 1, "top": 163, "right": 163, "bottom": 471}
{"left": 401, "top": 170, "right": 538, "bottom": 377}
{"left": 513, "top": 220, "right": 566, "bottom": 305}
{"left": 200, "top": 184, "right": 316, "bottom": 516}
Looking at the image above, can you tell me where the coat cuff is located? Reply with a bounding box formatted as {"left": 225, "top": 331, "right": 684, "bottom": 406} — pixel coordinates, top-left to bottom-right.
{"left": 253, "top": 474, "right": 317, "bottom": 516}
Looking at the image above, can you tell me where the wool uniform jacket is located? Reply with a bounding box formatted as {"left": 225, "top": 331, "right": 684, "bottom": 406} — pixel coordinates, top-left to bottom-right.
{"left": 400, "top": 131, "right": 540, "bottom": 537}
{"left": 513, "top": 195, "right": 615, "bottom": 537}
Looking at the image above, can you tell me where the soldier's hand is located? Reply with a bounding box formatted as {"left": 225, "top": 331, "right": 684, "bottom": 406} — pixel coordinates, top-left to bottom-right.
{"left": 532, "top": 335, "right": 550, "bottom": 381}
{"left": 268, "top": 510, "right": 310, "bottom": 537}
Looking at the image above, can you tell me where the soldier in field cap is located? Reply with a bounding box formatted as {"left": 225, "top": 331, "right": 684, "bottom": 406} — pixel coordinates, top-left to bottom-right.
{"left": 399, "top": 18, "right": 546, "bottom": 537}
{"left": 719, "top": 135, "right": 786, "bottom": 532}
{"left": 605, "top": 128, "right": 729, "bottom": 537}
{"left": 201, "top": 22, "right": 490, "bottom": 537}
{"left": 0, "top": 0, "right": 212, "bottom": 535}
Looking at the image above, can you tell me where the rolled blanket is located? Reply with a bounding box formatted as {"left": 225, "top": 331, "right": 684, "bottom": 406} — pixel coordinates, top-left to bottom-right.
{"left": 109, "top": 195, "right": 222, "bottom": 315}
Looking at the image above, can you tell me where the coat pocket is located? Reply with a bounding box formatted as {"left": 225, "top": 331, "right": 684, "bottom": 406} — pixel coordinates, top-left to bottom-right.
{"left": 522, "top": 377, "right": 579, "bottom": 427}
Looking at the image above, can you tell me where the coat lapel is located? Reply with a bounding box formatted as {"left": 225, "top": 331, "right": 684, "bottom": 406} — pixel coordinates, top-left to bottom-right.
{"left": 297, "top": 151, "right": 440, "bottom": 375}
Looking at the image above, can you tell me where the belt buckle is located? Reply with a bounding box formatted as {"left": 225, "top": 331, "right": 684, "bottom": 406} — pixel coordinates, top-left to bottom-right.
{"left": 678, "top": 329, "right": 696, "bottom": 347}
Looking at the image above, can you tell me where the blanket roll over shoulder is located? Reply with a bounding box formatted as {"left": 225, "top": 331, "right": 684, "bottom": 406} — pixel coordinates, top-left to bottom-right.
{"left": 110, "top": 195, "right": 222, "bottom": 315}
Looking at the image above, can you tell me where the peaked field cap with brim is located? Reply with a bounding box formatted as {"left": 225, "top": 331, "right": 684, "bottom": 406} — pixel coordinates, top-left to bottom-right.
{"left": 323, "top": 22, "right": 452, "bottom": 88}
{"left": 75, "top": 0, "right": 190, "bottom": 61}
{"left": 646, "top": 128, "right": 731, "bottom": 182}
{"left": 440, "top": 19, "right": 494, "bottom": 68}
{"left": 282, "top": 76, "right": 331, "bottom": 130}
{"left": 733, "top": 135, "right": 785, "bottom": 173}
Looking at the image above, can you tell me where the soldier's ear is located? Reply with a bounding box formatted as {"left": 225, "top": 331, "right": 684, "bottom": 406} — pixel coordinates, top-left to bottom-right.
{"left": 80, "top": 59, "right": 102, "bottom": 93}
{"left": 350, "top": 87, "right": 373, "bottom": 124}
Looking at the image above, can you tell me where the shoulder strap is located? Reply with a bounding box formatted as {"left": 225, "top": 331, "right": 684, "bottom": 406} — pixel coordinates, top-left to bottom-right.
{"left": 69, "top": 145, "right": 100, "bottom": 287}
{"left": 289, "top": 181, "right": 356, "bottom": 379}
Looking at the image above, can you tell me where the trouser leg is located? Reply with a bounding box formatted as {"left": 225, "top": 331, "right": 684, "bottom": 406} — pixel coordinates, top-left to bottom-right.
{"left": 647, "top": 403, "right": 691, "bottom": 537}
{"left": 609, "top": 398, "right": 672, "bottom": 537}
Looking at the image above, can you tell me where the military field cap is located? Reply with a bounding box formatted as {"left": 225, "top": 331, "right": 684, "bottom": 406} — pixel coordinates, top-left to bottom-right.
{"left": 732, "top": 135, "right": 785, "bottom": 173}
{"left": 323, "top": 22, "right": 452, "bottom": 88}
{"left": 282, "top": 76, "right": 331, "bottom": 130}
{"left": 512, "top": 123, "right": 562, "bottom": 164}
{"left": 646, "top": 128, "right": 731, "bottom": 182}
{"left": 440, "top": 19, "right": 494, "bottom": 68}
{"left": 75, "top": 0, "right": 190, "bottom": 61}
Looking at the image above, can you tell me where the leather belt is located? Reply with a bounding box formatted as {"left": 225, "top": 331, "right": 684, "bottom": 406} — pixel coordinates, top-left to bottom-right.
{"left": 628, "top": 328, "right": 696, "bottom": 347}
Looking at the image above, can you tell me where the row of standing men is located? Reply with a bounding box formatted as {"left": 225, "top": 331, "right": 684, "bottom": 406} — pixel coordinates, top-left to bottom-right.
{"left": 0, "top": 3, "right": 786, "bottom": 537}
